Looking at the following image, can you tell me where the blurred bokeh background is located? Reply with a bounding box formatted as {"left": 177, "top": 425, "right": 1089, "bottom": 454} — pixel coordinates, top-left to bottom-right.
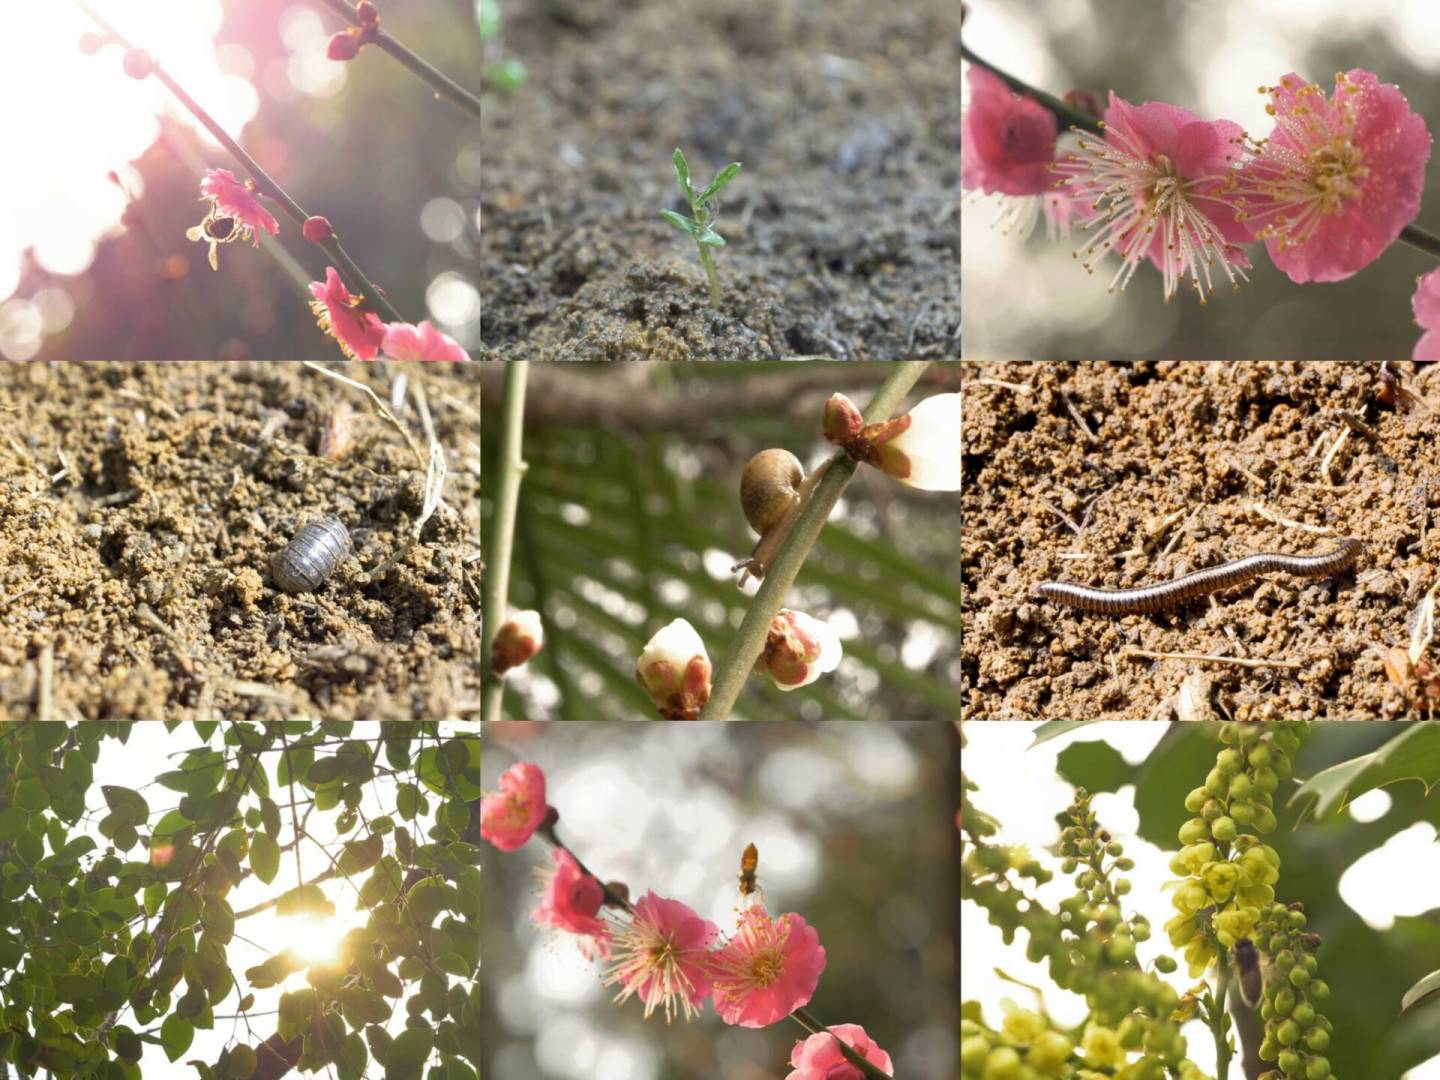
{"left": 962, "top": 0, "right": 1440, "bottom": 359}
{"left": 481, "top": 720, "right": 960, "bottom": 1080}
{"left": 7, "top": 0, "right": 479, "bottom": 360}
{"left": 479, "top": 362, "right": 962, "bottom": 723}
{"left": 963, "top": 723, "right": 1440, "bottom": 1079}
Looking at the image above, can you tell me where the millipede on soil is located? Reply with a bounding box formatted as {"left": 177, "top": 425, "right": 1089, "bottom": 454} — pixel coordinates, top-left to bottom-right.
{"left": 1034, "top": 537, "right": 1361, "bottom": 615}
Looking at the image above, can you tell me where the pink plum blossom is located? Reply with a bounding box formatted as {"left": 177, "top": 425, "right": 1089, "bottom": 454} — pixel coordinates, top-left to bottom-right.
{"left": 1233, "top": 70, "right": 1431, "bottom": 283}
{"left": 786, "top": 1024, "right": 894, "bottom": 1080}
{"left": 1413, "top": 269, "right": 1440, "bottom": 361}
{"left": 198, "top": 169, "right": 279, "bottom": 246}
{"left": 382, "top": 320, "right": 472, "bottom": 361}
{"left": 187, "top": 168, "right": 280, "bottom": 271}
{"left": 480, "top": 761, "right": 548, "bottom": 851}
{"left": 308, "top": 267, "right": 386, "bottom": 360}
{"left": 602, "top": 891, "right": 720, "bottom": 1022}
{"left": 962, "top": 65, "right": 1060, "bottom": 196}
{"left": 709, "top": 903, "right": 826, "bottom": 1027}
{"left": 1055, "top": 93, "right": 1253, "bottom": 302}
{"left": 531, "top": 848, "right": 611, "bottom": 959}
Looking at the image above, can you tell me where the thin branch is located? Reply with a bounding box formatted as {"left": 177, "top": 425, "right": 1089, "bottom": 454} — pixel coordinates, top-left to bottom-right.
{"left": 71, "top": 0, "right": 405, "bottom": 324}
{"left": 1213, "top": 956, "right": 1234, "bottom": 1080}
{"left": 481, "top": 362, "right": 530, "bottom": 723}
{"left": 700, "top": 361, "right": 931, "bottom": 720}
{"left": 312, "top": 0, "right": 482, "bottom": 119}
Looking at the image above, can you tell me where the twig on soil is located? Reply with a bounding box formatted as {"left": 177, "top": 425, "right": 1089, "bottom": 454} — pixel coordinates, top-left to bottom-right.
{"left": 1220, "top": 454, "right": 1266, "bottom": 491}
{"left": 1318, "top": 424, "right": 1350, "bottom": 484}
{"left": 1123, "top": 649, "right": 1304, "bottom": 671}
{"left": 301, "top": 362, "right": 424, "bottom": 468}
{"left": 1059, "top": 391, "right": 1098, "bottom": 445}
{"left": 1246, "top": 502, "right": 1332, "bottom": 535}
{"left": 1040, "top": 500, "right": 1082, "bottom": 537}
{"left": 700, "top": 361, "right": 931, "bottom": 720}
{"left": 37, "top": 643, "right": 54, "bottom": 724}
{"left": 974, "top": 378, "right": 1032, "bottom": 393}
{"left": 136, "top": 604, "right": 200, "bottom": 677}
{"left": 1161, "top": 505, "right": 1202, "bottom": 557}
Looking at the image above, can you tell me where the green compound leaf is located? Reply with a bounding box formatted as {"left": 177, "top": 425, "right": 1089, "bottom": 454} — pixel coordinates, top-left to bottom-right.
{"left": 698, "top": 162, "right": 741, "bottom": 203}
{"left": 1288, "top": 723, "right": 1440, "bottom": 822}
{"left": 671, "top": 147, "right": 693, "bottom": 200}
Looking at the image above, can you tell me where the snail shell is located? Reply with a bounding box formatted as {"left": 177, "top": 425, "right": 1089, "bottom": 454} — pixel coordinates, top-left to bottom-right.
{"left": 271, "top": 514, "right": 353, "bottom": 593}
{"left": 740, "top": 449, "right": 803, "bottom": 535}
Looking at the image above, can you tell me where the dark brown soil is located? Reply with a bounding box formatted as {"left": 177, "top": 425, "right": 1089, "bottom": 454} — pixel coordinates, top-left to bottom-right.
{"left": 0, "top": 362, "right": 479, "bottom": 721}
{"left": 962, "top": 361, "right": 1440, "bottom": 720}
{"left": 479, "top": 0, "right": 960, "bottom": 360}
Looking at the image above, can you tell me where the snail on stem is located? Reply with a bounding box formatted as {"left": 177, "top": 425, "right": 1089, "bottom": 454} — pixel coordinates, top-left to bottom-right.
{"left": 731, "top": 449, "right": 827, "bottom": 588}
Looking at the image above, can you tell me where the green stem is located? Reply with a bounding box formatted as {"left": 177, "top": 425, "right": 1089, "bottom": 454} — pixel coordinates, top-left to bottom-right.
{"left": 961, "top": 40, "right": 1440, "bottom": 264}
{"left": 481, "top": 362, "right": 530, "bottom": 724}
{"left": 72, "top": 0, "right": 406, "bottom": 324}
{"left": 699, "top": 361, "right": 931, "bottom": 720}
{"left": 1213, "top": 955, "right": 1233, "bottom": 1080}
{"left": 790, "top": 1008, "right": 893, "bottom": 1080}
{"left": 313, "top": 0, "right": 482, "bottom": 119}
{"left": 698, "top": 244, "right": 721, "bottom": 307}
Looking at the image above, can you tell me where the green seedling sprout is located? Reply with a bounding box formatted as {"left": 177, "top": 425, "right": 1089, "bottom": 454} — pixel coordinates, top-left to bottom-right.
{"left": 660, "top": 147, "right": 742, "bottom": 308}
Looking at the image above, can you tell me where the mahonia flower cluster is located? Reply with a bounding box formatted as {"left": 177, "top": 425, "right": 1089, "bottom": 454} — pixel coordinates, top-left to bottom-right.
{"left": 1253, "top": 902, "right": 1334, "bottom": 1080}
{"left": 1164, "top": 722, "right": 1300, "bottom": 979}
{"left": 963, "top": 780, "right": 1210, "bottom": 1080}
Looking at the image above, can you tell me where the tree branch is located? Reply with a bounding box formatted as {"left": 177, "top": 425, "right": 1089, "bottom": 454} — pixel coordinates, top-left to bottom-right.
{"left": 481, "top": 362, "right": 530, "bottom": 723}
{"left": 700, "top": 361, "right": 931, "bottom": 719}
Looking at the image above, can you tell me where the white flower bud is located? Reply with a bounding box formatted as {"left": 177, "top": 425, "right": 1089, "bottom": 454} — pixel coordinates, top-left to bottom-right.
{"left": 635, "top": 618, "right": 712, "bottom": 720}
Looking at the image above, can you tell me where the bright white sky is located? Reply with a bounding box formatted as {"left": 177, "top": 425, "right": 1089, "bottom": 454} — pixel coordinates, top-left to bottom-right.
{"left": 2, "top": 0, "right": 484, "bottom": 358}
{"left": 69, "top": 721, "right": 477, "bottom": 1079}
{"left": 961, "top": 723, "right": 1440, "bottom": 1079}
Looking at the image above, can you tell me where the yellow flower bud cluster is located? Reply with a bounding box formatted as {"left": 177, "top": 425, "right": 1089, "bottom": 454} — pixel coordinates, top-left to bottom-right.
{"left": 1254, "top": 902, "right": 1336, "bottom": 1080}
{"left": 961, "top": 1010, "right": 1075, "bottom": 1079}
{"left": 1164, "top": 723, "right": 1301, "bottom": 976}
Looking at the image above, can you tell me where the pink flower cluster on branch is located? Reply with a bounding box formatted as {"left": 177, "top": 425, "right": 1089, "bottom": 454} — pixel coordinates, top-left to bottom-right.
{"left": 479, "top": 761, "right": 894, "bottom": 1077}
{"left": 963, "top": 59, "right": 1434, "bottom": 306}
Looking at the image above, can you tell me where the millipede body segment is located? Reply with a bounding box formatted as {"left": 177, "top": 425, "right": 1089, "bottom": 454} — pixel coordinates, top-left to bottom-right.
{"left": 1035, "top": 537, "right": 1361, "bottom": 615}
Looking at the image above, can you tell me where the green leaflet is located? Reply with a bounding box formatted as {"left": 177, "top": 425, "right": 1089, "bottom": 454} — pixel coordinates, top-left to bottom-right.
{"left": 249, "top": 833, "right": 280, "bottom": 885}
{"left": 160, "top": 1014, "right": 193, "bottom": 1062}
{"left": 383, "top": 1025, "right": 434, "bottom": 1080}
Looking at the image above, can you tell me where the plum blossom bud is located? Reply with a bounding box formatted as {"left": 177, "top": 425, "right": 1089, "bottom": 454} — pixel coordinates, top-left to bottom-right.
{"left": 122, "top": 48, "right": 154, "bottom": 80}
{"left": 822, "top": 392, "right": 864, "bottom": 444}
{"left": 491, "top": 609, "right": 544, "bottom": 674}
{"left": 356, "top": 1, "right": 381, "bottom": 27}
{"left": 756, "top": 609, "right": 842, "bottom": 691}
{"left": 327, "top": 28, "right": 362, "bottom": 61}
{"left": 303, "top": 216, "right": 334, "bottom": 244}
{"left": 635, "top": 618, "right": 712, "bottom": 720}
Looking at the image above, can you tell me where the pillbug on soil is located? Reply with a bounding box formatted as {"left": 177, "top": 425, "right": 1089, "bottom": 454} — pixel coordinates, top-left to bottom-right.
{"left": 270, "top": 514, "right": 353, "bottom": 593}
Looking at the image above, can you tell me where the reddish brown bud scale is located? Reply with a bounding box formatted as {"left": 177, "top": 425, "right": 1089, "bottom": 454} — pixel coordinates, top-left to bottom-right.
{"left": 327, "top": 29, "right": 362, "bottom": 61}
